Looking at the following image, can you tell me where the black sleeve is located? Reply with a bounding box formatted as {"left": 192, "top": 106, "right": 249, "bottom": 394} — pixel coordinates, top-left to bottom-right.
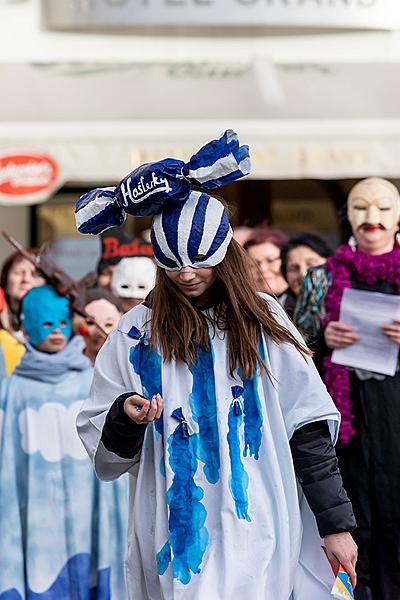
{"left": 290, "top": 420, "right": 357, "bottom": 538}
{"left": 101, "top": 392, "right": 148, "bottom": 459}
{"left": 308, "top": 329, "right": 329, "bottom": 374}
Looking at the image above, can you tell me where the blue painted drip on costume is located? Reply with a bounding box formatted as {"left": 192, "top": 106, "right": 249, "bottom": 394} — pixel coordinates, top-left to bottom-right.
{"left": 238, "top": 340, "right": 264, "bottom": 460}
{"left": 189, "top": 346, "right": 220, "bottom": 484}
{"left": 227, "top": 388, "right": 251, "bottom": 522}
{"left": 157, "top": 541, "right": 171, "bottom": 576}
{"left": 128, "top": 327, "right": 162, "bottom": 401}
{"left": 258, "top": 337, "right": 266, "bottom": 363}
{"left": 0, "top": 554, "right": 110, "bottom": 600}
{"left": 160, "top": 456, "right": 166, "bottom": 477}
{"left": 156, "top": 414, "right": 208, "bottom": 585}
{"left": 128, "top": 326, "right": 163, "bottom": 437}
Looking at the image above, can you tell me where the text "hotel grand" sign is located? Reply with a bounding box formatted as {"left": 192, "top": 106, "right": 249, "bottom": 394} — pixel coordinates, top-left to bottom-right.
{"left": 43, "top": 0, "right": 400, "bottom": 31}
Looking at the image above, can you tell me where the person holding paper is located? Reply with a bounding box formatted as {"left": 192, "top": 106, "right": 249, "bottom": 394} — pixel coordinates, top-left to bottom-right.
{"left": 296, "top": 177, "right": 400, "bottom": 600}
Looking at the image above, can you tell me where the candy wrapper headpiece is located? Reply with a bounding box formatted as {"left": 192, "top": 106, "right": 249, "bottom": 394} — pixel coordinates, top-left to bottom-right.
{"left": 76, "top": 130, "right": 250, "bottom": 270}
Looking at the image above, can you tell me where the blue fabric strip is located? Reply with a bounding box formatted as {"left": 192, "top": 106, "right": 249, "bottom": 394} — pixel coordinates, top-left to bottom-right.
{"left": 227, "top": 399, "right": 251, "bottom": 522}
{"left": 157, "top": 422, "right": 209, "bottom": 585}
{"left": 161, "top": 205, "right": 184, "bottom": 267}
{"left": 187, "top": 194, "right": 209, "bottom": 260}
{"left": 150, "top": 229, "right": 178, "bottom": 270}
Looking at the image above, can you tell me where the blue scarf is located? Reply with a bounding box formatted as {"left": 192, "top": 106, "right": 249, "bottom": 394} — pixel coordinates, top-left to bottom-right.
{"left": 14, "top": 336, "right": 91, "bottom": 384}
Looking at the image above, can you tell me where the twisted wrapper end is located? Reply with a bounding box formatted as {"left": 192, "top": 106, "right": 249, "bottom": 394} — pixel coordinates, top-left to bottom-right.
{"left": 75, "top": 187, "right": 126, "bottom": 235}
{"left": 184, "top": 129, "right": 251, "bottom": 190}
{"left": 75, "top": 130, "right": 250, "bottom": 235}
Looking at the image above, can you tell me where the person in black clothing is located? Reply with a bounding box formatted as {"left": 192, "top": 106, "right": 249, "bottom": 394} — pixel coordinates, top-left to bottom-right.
{"left": 297, "top": 177, "right": 400, "bottom": 600}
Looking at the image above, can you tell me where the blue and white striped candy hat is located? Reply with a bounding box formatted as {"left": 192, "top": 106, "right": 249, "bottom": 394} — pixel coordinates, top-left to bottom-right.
{"left": 76, "top": 130, "right": 250, "bottom": 269}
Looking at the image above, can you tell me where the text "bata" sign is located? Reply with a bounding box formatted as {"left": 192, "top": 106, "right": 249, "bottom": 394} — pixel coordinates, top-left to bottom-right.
{"left": 0, "top": 153, "right": 59, "bottom": 206}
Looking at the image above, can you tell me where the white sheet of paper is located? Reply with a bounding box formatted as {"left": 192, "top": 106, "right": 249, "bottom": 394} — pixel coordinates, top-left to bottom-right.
{"left": 332, "top": 288, "right": 400, "bottom": 376}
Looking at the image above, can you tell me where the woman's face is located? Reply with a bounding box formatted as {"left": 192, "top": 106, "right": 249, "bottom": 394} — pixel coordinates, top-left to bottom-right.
{"left": 97, "top": 265, "right": 116, "bottom": 290}
{"left": 35, "top": 329, "right": 68, "bottom": 354}
{"left": 165, "top": 267, "right": 217, "bottom": 303}
{"left": 82, "top": 299, "right": 121, "bottom": 356}
{"left": 246, "top": 242, "right": 287, "bottom": 295}
{"left": 6, "top": 258, "right": 46, "bottom": 302}
{"left": 285, "top": 245, "right": 328, "bottom": 296}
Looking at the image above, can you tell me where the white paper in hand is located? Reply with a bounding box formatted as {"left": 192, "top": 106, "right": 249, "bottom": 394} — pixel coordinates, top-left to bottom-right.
{"left": 332, "top": 288, "right": 400, "bottom": 376}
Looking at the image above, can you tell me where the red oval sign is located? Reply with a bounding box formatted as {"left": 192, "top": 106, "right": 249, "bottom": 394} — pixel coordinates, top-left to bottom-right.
{"left": 0, "top": 153, "right": 58, "bottom": 196}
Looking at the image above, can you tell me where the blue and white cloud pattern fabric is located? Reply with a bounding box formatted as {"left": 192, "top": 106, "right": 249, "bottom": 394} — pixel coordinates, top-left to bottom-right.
{"left": 75, "top": 129, "right": 250, "bottom": 239}
{"left": 0, "top": 360, "right": 128, "bottom": 599}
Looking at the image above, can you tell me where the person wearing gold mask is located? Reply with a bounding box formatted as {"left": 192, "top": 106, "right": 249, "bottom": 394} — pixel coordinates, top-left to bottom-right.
{"left": 294, "top": 177, "right": 400, "bottom": 600}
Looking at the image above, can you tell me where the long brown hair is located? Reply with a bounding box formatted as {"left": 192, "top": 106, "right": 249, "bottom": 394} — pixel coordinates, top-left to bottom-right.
{"left": 149, "top": 239, "right": 310, "bottom": 379}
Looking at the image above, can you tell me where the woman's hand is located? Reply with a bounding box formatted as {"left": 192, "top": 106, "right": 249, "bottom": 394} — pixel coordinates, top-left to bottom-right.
{"left": 123, "top": 393, "right": 163, "bottom": 424}
{"left": 382, "top": 316, "right": 400, "bottom": 344}
{"left": 324, "top": 532, "right": 358, "bottom": 590}
{"left": 324, "top": 321, "right": 359, "bottom": 349}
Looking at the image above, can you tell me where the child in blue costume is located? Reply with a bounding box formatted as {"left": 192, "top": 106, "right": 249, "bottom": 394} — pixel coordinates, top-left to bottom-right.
{"left": 0, "top": 285, "right": 128, "bottom": 600}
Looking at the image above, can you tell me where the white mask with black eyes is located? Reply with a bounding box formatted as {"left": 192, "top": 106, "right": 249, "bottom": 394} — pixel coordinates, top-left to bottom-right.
{"left": 111, "top": 257, "right": 156, "bottom": 299}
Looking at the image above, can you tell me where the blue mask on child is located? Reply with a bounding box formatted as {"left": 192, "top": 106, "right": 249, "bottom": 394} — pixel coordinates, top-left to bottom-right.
{"left": 21, "top": 286, "right": 72, "bottom": 347}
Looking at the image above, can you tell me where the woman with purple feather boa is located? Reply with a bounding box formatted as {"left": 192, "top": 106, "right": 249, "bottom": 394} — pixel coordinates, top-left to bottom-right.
{"left": 296, "top": 177, "right": 400, "bottom": 600}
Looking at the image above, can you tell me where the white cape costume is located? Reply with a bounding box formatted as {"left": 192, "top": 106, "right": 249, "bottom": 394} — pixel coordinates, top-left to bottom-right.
{"left": 78, "top": 295, "right": 340, "bottom": 600}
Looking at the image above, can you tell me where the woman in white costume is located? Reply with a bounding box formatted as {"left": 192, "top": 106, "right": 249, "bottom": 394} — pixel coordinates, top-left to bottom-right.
{"left": 75, "top": 131, "right": 357, "bottom": 600}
